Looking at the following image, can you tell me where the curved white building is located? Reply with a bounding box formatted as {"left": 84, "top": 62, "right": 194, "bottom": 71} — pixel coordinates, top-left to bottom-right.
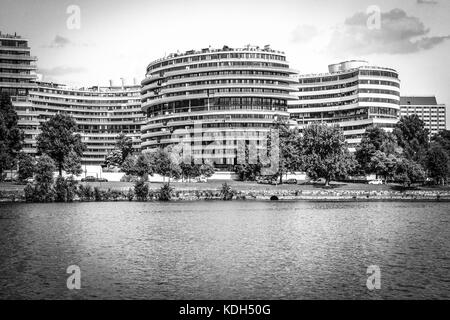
{"left": 21, "top": 82, "right": 145, "bottom": 165}
{"left": 141, "top": 45, "right": 298, "bottom": 168}
{"left": 289, "top": 60, "right": 400, "bottom": 148}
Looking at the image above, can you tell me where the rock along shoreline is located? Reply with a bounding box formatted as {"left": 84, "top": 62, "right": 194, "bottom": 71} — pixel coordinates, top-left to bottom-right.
{"left": 1, "top": 188, "right": 450, "bottom": 203}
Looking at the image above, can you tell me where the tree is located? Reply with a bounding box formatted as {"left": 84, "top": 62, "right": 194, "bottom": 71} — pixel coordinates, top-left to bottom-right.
{"left": 115, "top": 133, "right": 133, "bottom": 162}
{"left": 36, "top": 114, "right": 86, "bottom": 176}
{"left": 104, "top": 133, "right": 134, "bottom": 168}
{"left": 394, "top": 158, "right": 426, "bottom": 187}
{"left": 200, "top": 163, "right": 215, "bottom": 178}
{"left": 104, "top": 149, "right": 123, "bottom": 169}
{"left": 268, "top": 120, "right": 302, "bottom": 183}
{"left": 426, "top": 144, "right": 449, "bottom": 185}
{"left": 0, "top": 92, "right": 24, "bottom": 180}
{"left": 133, "top": 153, "right": 155, "bottom": 178}
{"left": 370, "top": 150, "right": 398, "bottom": 183}
{"left": 432, "top": 130, "right": 450, "bottom": 157}
{"left": 152, "top": 146, "right": 182, "bottom": 183}
{"left": 24, "top": 155, "right": 56, "bottom": 202}
{"left": 63, "top": 150, "right": 83, "bottom": 176}
{"left": 394, "top": 115, "right": 429, "bottom": 163}
{"left": 355, "top": 126, "right": 398, "bottom": 174}
{"left": 17, "top": 152, "right": 35, "bottom": 182}
{"left": 300, "top": 124, "right": 356, "bottom": 186}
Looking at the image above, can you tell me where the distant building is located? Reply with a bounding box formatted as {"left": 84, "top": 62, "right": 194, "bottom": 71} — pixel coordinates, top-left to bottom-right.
{"left": 0, "top": 32, "right": 38, "bottom": 153}
{"left": 1, "top": 32, "right": 145, "bottom": 167}
{"left": 400, "top": 96, "right": 446, "bottom": 136}
{"left": 28, "top": 82, "right": 145, "bottom": 165}
{"left": 288, "top": 60, "right": 401, "bottom": 149}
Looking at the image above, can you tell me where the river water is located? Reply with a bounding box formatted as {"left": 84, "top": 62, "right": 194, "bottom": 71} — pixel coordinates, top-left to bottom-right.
{"left": 0, "top": 201, "right": 449, "bottom": 299}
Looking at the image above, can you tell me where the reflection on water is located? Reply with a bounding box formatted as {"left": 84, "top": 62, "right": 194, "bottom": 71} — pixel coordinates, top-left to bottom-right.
{"left": 0, "top": 201, "right": 449, "bottom": 299}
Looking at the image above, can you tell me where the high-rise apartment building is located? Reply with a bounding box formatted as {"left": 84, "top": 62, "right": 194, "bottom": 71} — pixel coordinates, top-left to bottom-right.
{"left": 288, "top": 60, "right": 401, "bottom": 149}
{"left": 400, "top": 96, "right": 446, "bottom": 136}
{"left": 28, "top": 82, "right": 144, "bottom": 165}
{"left": 141, "top": 45, "right": 298, "bottom": 167}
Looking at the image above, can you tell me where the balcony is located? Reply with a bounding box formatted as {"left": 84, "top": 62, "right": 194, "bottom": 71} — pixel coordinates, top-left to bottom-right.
{"left": 0, "top": 53, "right": 37, "bottom": 60}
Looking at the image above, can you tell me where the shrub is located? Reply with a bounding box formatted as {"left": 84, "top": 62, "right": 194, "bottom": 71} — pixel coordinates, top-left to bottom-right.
{"left": 127, "top": 188, "right": 134, "bottom": 201}
{"left": 103, "top": 188, "right": 112, "bottom": 201}
{"left": 24, "top": 182, "right": 55, "bottom": 202}
{"left": 94, "top": 187, "right": 102, "bottom": 201}
{"left": 158, "top": 183, "right": 173, "bottom": 201}
{"left": 134, "top": 180, "right": 149, "bottom": 201}
{"left": 220, "top": 183, "right": 234, "bottom": 200}
{"left": 110, "top": 190, "right": 122, "bottom": 201}
{"left": 54, "top": 176, "right": 77, "bottom": 202}
{"left": 78, "top": 184, "right": 93, "bottom": 201}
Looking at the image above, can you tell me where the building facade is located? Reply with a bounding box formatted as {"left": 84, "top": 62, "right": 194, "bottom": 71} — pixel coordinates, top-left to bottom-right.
{"left": 141, "top": 45, "right": 298, "bottom": 167}
{"left": 26, "top": 82, "right": 144, "bottom": 165}
{"left": 400, "top": 96, "right": 446, "bottom": 136}
{"left": 288, "top": 60, "right": 401, "bottom": 149}
{"left": 1, "top": 32, "right": 145, "bottom": 167}
{"left": 0, "top": 32, "right": 38, "bottom": 150}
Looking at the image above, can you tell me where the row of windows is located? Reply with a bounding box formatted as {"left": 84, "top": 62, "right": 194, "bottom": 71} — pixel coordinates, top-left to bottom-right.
{"left": 148, "top": 52, "right": 286, "bottom": 71}
{"left": 167, "top": 70, "right": 290, "bottom": 82}
{"left": 359, "top": 70, "right": 398, "bottom": 79}
{"left": 358, "top": 89, "right": 400, "bottom": 96}
{"left": 162, "top": 78, "right": 288, "bottom": 90}
{"left": 359, "top": 79, "right": 400, "bottom": 88}
{"left": 359, "top": 97, "right": 399, "bottom": 104}
{"left": 297, "top": 90, "right": 358, "bottom": 100}
{"left": 149, "top": 61, "right": 289, "bottom": 75}
{"left": 299, "top": 72, "right": 359, "bottom": 84}
{"left": 33, "top": 89, "right": 140, "bottom": 98}
{"left": 298, "top": 81, "right": 359, "bottom": 92}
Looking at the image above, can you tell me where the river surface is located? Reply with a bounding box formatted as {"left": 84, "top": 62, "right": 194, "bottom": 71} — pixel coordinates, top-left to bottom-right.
{"left": 0, "top": 201, "right": 449, "bottom": 299}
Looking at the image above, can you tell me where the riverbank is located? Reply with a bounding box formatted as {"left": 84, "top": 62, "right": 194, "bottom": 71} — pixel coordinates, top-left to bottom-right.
{"left": 1, "top": 181, "right": 450, "bottom": 202}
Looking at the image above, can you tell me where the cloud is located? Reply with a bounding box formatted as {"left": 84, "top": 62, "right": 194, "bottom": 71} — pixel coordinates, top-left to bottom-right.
{"left": 38, "top": 66, "right": 86, "bottom": 77}
{"left": 291, "top": 25, "right": 319, "bottom": 43}
{"left": 46, "top": 35, "right": 72, "bottom": 48}
{"left": 327, "top": 8, "right": 449, "bottom": 55}
{"left": 417, "top": 0, "right": 438, "bottom": 4}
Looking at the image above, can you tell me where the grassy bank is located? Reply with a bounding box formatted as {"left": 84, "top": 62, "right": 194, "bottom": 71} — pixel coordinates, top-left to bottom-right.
{"left": 1, "top": 180, "right": 450, "bottom": 203}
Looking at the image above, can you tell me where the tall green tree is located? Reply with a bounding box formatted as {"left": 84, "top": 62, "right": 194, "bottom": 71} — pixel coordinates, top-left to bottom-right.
{"left": 431, "top": 130, "right": 450, "bottom": 157}
{"left": 36, "top": 113, "right": 86, "bottom": 176}
{"left": 355, "top": 126, "right": 398, "bottom": 174}
{"left": 17, "top": 152, "right": 35, "bottom": 182}
{"left": 104, "top": 133, "right": 134, "bottom": 168}
{"left": 269, "top": 120, "right": 302, "bottom": 183}
{"left": 394, "top": 158, "right": 426, "bottom": 188}
{"left": 300, "top": 124, "right": 356, "bottom": 186}
{"left": 426, "top": 144, "right": 449, "bottom": 185}
{"left": 394, "top": 115, "right": 429, "bottom": 163}
{"left": 0, "top": 92, "right": 24, "bottom": 180}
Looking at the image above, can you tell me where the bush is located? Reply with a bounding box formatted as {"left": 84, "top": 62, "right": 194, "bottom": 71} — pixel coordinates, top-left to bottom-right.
{"left": 220, "top": 183, "right": 234, "bottom": 200}
{"left": 134, "top": 180, "right": 149, "bottom": 201}
{"left": 78, "top": 184, "right": 94, "bottom": 201}
{"left": 158, "top": 183, "right": 173, "bottom": 201}
{"left": 24, "top": 182, "right": 55, "bottom": 202}
{"left": 127, "top": 188, "right": 134, "bottom": 201}
{"left": 94, "top": 187, "right": 102, "bottom": 201}
{"left": 110, "top": 190, "right": 122, "bottom": 201}
{"left": 54, "top": 176, "right": 77, "bottom": 202}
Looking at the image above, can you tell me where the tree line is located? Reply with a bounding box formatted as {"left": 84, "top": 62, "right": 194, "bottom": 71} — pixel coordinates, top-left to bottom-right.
{"left": 2, "top": 91, "right": 450, "bottom": 192}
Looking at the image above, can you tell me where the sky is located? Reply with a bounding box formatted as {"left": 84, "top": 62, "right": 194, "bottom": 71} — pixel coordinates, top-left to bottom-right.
{"left": 1, "top": 0, "right": 449, "bottom": 124}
